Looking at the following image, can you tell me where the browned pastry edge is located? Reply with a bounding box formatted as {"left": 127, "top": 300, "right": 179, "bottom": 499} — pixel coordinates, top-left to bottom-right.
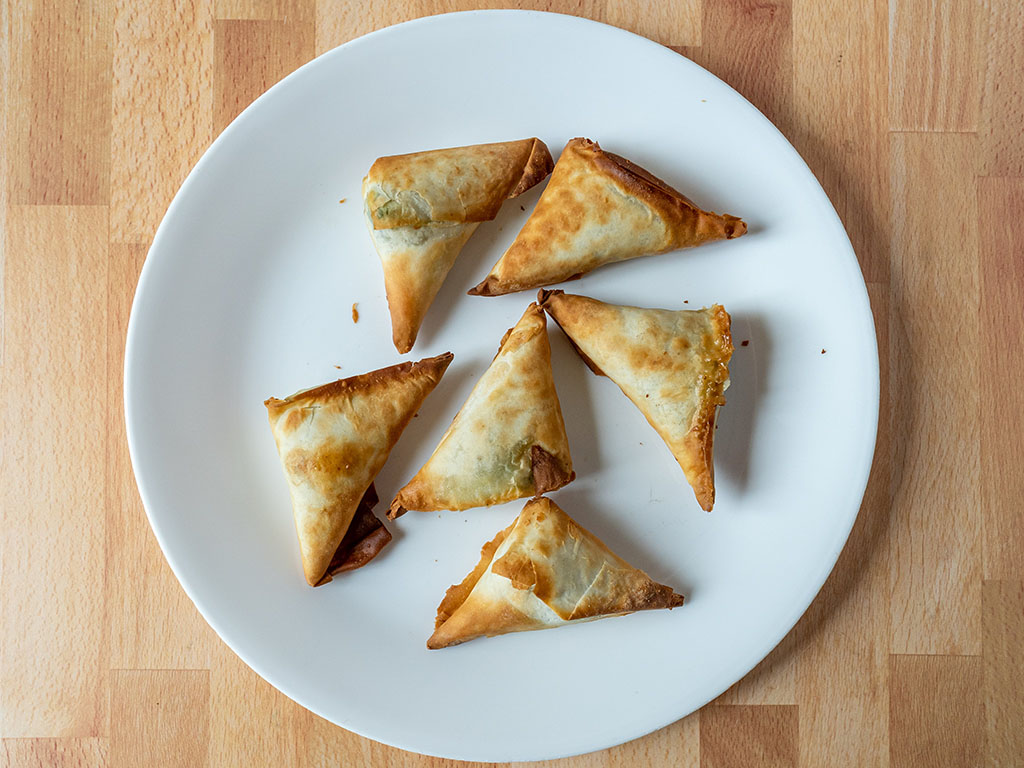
{"left": 386, "top": 304, "right": 556, "bottom": 520}
{"left": 333, "top": 525, "right": 392, "bottom": 573}
{"left": 537, "top": 289, "right": 607, "bottom": 376}
{"left": 313, "top": 483, "right": 392, "bottom": 586}
{"left": 427, "top": 498, "right": 685, "bottom": 648}
{"left": 393, "top": 323, "right": 417, "bottom": 357}
{"left": 431, "top": 522, "right": 513, "bottom": 632}
{"left": 538, "top": 289, "right": 733, "bottom": 512}
{"left": 493, "top": 301, "right": 543, "bottom": 361}
{"left": 467, "top": 139, "right": 746, "bottom": 296}
{"left": 264, "top": 352, "right": 454, "bottom": 419}
{"left": 368, "top": 138, "right": 554, "bottom": 229}
{"left": 469, "top": 273, "right": 585, "bottom": 297}
{"left": 581, "top": 139, "right": 747, "bottom": 240}
{"left": 266, "top": 355, "right": 452, "bottom": 569}
{"left": 573, "top": 576, "right": 686, "bottom": 615}
{"left": 531, "top": 445, "right": 575, "bottom": 496}
{"left": 386, "top": 500, "right": 407, "bottom": 520}
{"left": 684, "top": 303, "right": 733, "bottom": 512}
{"left": 507, "top": 138, "right": 555, "bottom": 198}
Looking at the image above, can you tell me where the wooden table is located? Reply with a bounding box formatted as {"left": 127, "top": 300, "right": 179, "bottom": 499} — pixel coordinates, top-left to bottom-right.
{"left": 3, "top": 1, "right": 1022, "bottom": 765}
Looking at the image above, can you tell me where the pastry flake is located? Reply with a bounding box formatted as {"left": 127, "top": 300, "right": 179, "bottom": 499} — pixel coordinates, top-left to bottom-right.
{"left": 469, "top": 138, "right": 746, "bottom": 296}
{"left": 265, "top": 353, "right": 453, "bottom": 585}
{"left": 428, "top": 496, "right": 685, "bottom": 649}
{"left": 539, "top": 290, "right": 732, "bottom": 511}
{"left": 363, "top": 138, "right": 553, "bottom": 352}
{"left": 389, "top": 302, "right": 573, "bottom": 517}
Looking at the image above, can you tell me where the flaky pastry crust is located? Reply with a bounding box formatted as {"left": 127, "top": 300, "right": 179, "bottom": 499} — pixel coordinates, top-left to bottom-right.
{"left": 265, "top": 353, "right": 452, "bottom": 585}
{"left": 470, "top": 138, "right": 746, "bottom": 296}
{"left": 539, "top": 290, "right": 732, "bottom": 511}
{"left": 389, "top": 304, "right": 573, "bottom": 518}
{"left": 362, "top": 139, "right": 554, "bottom": 352}
{"left": 428, "top": 497, "right": 684, "bottom": 649}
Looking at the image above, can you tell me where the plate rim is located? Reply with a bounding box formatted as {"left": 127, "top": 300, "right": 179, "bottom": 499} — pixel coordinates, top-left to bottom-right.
{"left": 124, "top": 9, "right": 880, "bottom": 761}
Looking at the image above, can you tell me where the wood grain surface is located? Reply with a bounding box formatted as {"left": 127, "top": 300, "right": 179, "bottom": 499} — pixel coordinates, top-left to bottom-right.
{"left": 1, "top": 1, "right": 1022, "bottom": 765}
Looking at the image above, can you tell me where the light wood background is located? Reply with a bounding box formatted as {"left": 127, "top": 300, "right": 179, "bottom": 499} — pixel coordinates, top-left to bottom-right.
{"left": 2, "top": 0, "right": 1022, "bottom": 765}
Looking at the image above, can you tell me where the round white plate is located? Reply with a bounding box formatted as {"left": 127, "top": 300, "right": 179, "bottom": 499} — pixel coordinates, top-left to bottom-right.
{"left": 125, "top": 10, "right": 878, "bottom": 762}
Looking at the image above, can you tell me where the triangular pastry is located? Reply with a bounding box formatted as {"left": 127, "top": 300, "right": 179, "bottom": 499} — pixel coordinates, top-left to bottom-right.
{"left": 389, "top": 303, "right": 573, "bottom": 518}
{"left": 539, "top": 290, "right": 732, "bottom": 511}
{"left": 428, "top": 496, "right": 685, "bottom": 649}
{"left": 469, "top": 138, "right": 746, "bottom": 296}
{"left": 364, "top": 138, "right": 554, "bottom": 352}
{"left": 265, "top": 353, "right": 453, "bottom": 585}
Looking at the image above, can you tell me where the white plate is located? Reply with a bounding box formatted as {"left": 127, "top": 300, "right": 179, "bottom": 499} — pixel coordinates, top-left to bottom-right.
{"left": 125, "top": 10, "right": 878, "bottom": 762}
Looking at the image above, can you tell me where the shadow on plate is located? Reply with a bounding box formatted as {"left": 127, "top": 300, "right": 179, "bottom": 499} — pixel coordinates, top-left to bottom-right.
{"left": 715, "top": 311, "right": 771, "bottom": 496}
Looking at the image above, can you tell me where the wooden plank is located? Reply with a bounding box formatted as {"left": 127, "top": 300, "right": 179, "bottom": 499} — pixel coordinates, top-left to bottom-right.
{"left": 889, "top": 133, "right": 981, "bottom": 655}
{"left": 795, "top": 282, "right": 890, "bottom": 768}
{"left": 715, "top": 608, "right": 797, "bottom": 706}
{"left": 298, "top": 709, "right": 696, "bottom": 768}
{"left": 791, "top": 0, "right": 890, "bottom": 283}
{"left": 511, "top": 714, "right": 700, "bottom": 768}
{"left": 296, "top": 694, "right": 699, "bottom": 767}
{"left": 109, "top": 671, "right": 209, "bottom": 768}
{"left": 5, "top": 0, "right": 1019, "bottom": 764}
{"left": 602, "top": 713, "right": 699, "bottom": 768}
{"left": 0, "top": 207, "right": 109, "bottom": 738}
{"left": 699, "top": 706, "right": 797, "bottom": 768}
{"left": 606, "top": 0, "right": 701, "bottom": 47}
{"left": 214, "top": 20, "right": 315, "bottom": 134}
{"left": 889, "top": 654, "right": 984, "bottom": 768}
{"left": 296, "top": 712, "right": 393, "bottom": 766}
{"left": 215, "top": 0, "right": 313, "bottom": 21}
{"left": 2, "top": 738, "right": 108, "bottom": 767}
{"left": 889, "top": 0, "right": 980, "bottom": 131}
{"left": 677, "top": 0, "right": 792, "bottom": 136}
{"left": 315, "top": 0, "right": 411, "bottom": 53}
{"left": 979, "top": 178, "right": 1024, "bottom": 581}
{"left": 314, "top": 1, "right": 607, "bottom": 56}
{"left": 105, "top": 247, "right": 214, "bottom": 669}
{"left": 208, "top": 646, "right": 300, "bottom": 765}
{"left": 980, "top": 0, "right": 1024, "bottom": 176}
{"left": 6, "top": 0, "right": 112, "bottom": 205}
{"left": 0, "top": 0, "right": 9, "bottom": 368}
{"left": 983, "top": 580, "right": 1024, "bottom": 767}
{"left": 109, "top": 0, "right": 213, "bottom": 244}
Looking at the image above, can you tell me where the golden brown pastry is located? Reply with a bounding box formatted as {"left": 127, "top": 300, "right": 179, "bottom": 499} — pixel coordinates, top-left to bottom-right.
{"left": 265, "top": 354, "right": 453, "bottom": 585}
{"left": 389, "top": 303, "right": 573, "bottom": 518}
{"left": 428, "top": 496, "right": 685, "bottom": 649}
{"left": 363, "top": 138, "right": 553, "bottom": 352}
{"left": 539, "top": 290, "right": 732, "bottom": 511}
{"left": 469, "top": 138, "right": 746, "bottom": 296}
